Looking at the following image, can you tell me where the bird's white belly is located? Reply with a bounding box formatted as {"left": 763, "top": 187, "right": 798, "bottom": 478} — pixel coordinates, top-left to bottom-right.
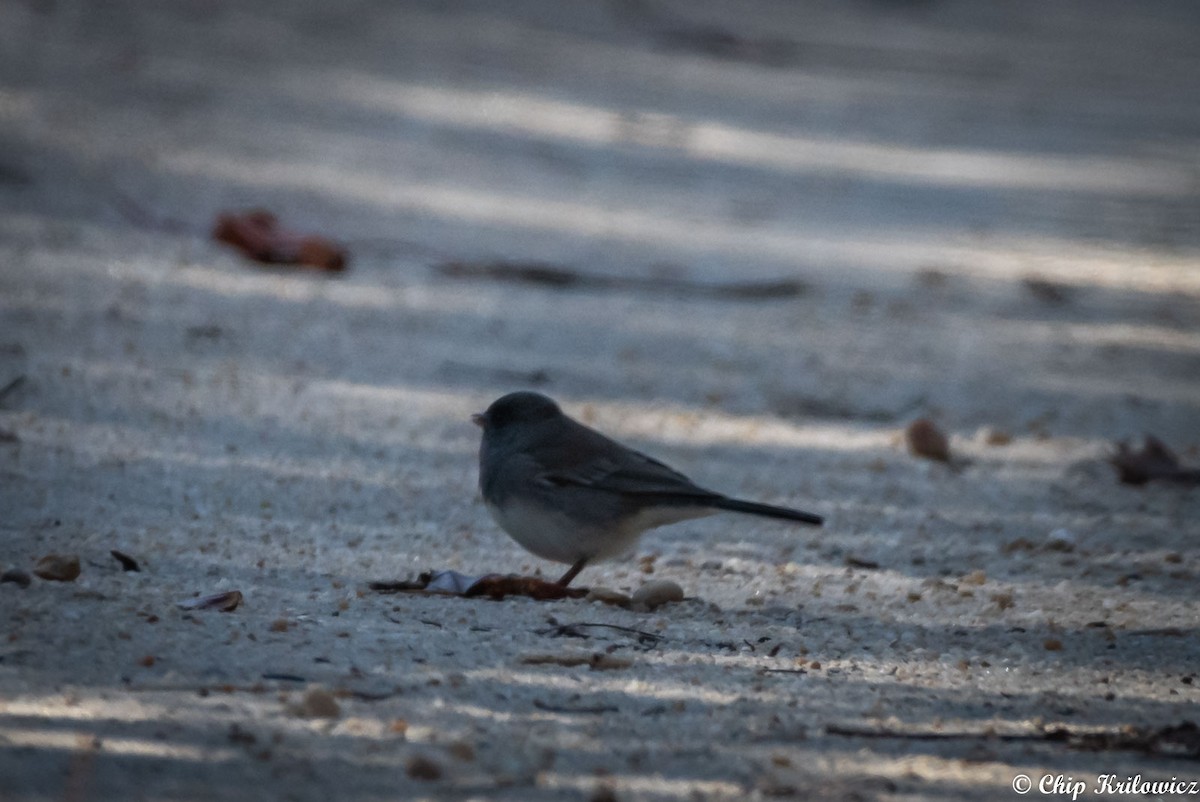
{"left": 484, "top": 498, "right": 712, "bottom": 565}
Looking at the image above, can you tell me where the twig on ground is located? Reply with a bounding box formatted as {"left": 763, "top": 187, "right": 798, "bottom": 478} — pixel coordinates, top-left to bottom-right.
{"left": 435, "top": 260, "right": 807, "bottom": 300}
{"left": 533, "top": 699, "right": 620, "bottom": 715}
{"left": 826, "top": 721, "right": 1200, "bottom": 759}
{"left": 536, "top": 621, "right": 665, "bottom": 645}
{"left": 0, "top": 375, "right": 26, "bottom": 405}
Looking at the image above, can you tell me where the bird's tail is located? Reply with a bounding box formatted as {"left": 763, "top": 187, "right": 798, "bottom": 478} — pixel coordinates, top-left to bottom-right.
{"left": 712, "top": 497, "right": 823, "bottom": 526}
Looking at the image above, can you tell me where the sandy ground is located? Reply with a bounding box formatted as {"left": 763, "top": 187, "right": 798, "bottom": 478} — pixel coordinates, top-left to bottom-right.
{"left": 2, "top": 1, "right": 1200, "bottom": 800}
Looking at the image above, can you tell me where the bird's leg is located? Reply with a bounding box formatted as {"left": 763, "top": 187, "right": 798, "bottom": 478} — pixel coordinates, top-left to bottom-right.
{"left": 555, "top": 558, "right": 588, "bottom": 588}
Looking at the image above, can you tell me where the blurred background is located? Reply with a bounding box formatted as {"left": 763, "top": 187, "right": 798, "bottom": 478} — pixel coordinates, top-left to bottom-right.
{"left": 2, "top": 3, "right": 1200, "bottom": 799}
{"left": 3, "top": 0, "right": 1199, "bottom": 522}
{"left": 3, "top": 1, "right": 1198, "bottom": 420}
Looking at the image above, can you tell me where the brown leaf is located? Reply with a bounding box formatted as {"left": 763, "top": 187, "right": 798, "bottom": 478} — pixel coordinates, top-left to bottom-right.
{"left": 465, "top": 574, "right": 588, "bottom": 601}
{"left": 33, "top": 554, "right": 81, "bottom": 582}
{"left": 213, "top": 210, "right": 347, "bottom": 272}
{"left": 371, "top": 570, "right": 589, "bottom": 601}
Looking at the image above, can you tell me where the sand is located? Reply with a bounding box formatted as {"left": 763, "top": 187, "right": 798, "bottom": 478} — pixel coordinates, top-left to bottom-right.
{"left": 2, "top": 1, "right": 1198, "bottom": 799}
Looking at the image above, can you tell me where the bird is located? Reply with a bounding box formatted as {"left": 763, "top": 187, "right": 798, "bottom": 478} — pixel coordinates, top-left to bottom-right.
{"left": 472, "top": 391, "right": 823, "bottom": 587}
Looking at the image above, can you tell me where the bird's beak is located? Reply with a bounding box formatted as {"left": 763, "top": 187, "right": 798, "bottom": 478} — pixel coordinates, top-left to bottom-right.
{"left": 470, "top": 412, "right": 486, "bottom": 428}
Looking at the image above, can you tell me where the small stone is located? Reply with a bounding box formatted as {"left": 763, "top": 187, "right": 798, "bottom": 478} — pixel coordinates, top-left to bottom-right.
{"left": 590, "top": 785, "right": 618, "bottom": 802}
{"left": 586, "top": 587, "right": 632, "bottom": 607}
{"left": 960, "top": 570, "right": 987, "bottom": 586}
{"left": 33, "top": 554, "right": 81, "bottom": 582}
{"left": 1002, "top": 538, "right": 1037, "bottom": 553}
{"left": 1046, "top": 528, "right": 1076, "bottom": 552}
{"left": 589, "top": 654, "right": 634, "bottom": 671}
{"left": 177, "top": 590, "right": 244, "bottom": 612}
{"left": 904, "top": 419, "right": 950, "bottom": 462}
{"left": 1, "top": 568, "right": 32, "bottom": 588}
{"left": 1022, "top": 276, "right": 1073, "bottom": 304}
{"left": 447, "top": 740, "right": 475, "bottom": 761}
{"left": 294, "top": 686, "right": 340, "bottom": 719}
{"left": 1043, "top": 638, "right": 1064, "bottom": 651}
{"left": 977, "top": 426, "right": 1012, "bottom": 446}
{"left": 631, "top": 579, "right": 684, "bottom": 610}
{"left": 405, "top": 754, "right": 443, "bottom": 780}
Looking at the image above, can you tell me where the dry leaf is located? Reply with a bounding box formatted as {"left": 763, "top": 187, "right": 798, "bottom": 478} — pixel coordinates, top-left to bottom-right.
{"left": 465, "top": 574, "right": 588, "bottom": 601}
{"left": 33, "top": 554, "right": 81, "bottom": 582}
{"left": 213, "top": 210, "right": 346, "bottom": 272}
{"left": 371, "top": 570, "right": 588, "bottom": 600}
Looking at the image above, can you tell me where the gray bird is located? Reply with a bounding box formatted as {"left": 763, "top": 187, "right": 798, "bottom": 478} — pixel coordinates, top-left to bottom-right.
{"left": 472, "top": 391, "right": 823, "bottom": 587}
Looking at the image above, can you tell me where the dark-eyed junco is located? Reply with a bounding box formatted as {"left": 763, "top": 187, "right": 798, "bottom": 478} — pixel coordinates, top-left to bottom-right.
{"left": 473, "top": 392, "right": 823, "bottom": 587}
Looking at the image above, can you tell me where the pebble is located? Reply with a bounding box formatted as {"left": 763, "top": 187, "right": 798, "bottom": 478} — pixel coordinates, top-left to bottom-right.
{"left": 960, "top": 569, "right": 987, "bottom": 586}
{"left": 1047, "top": 528, "right": 1077, "bottom": 551}
{"left": 293, "top": 686, "right": 341, "bottom": 719}
{"left": 448, "top": 740, "right": 475, "bottom": 761}
{"left": 33, "top": 554, "right": 81, "bottom": 582}
{"left": 590, "top": 786, "right": 618, "bottom": 802}
{"left": 977, "top": 425, "right": 1012, "bottom": 446}
{"left": 631, "top": 579, "right": 684, "bottom": 610}
{"left": 405, "top": 753, "right": 443, "bottom": 780}
{"left": 177, "top": 590, "right": 244, "bottom": 612}
{"left": 904, "top": 419, "right": 950, "bottom": 461}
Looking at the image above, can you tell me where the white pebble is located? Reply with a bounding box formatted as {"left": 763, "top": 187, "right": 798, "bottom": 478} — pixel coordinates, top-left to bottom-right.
{"left": 631, "top": 579, "right": 684, "bottom": 610}
{"left": 1047, "top": 528, "right": 1077, "bottom": 550}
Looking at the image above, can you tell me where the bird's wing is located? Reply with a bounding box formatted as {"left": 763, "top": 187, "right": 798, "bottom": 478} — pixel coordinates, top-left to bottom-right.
{"left": 538, "top": 435, "right": 719, "bottom": 501}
